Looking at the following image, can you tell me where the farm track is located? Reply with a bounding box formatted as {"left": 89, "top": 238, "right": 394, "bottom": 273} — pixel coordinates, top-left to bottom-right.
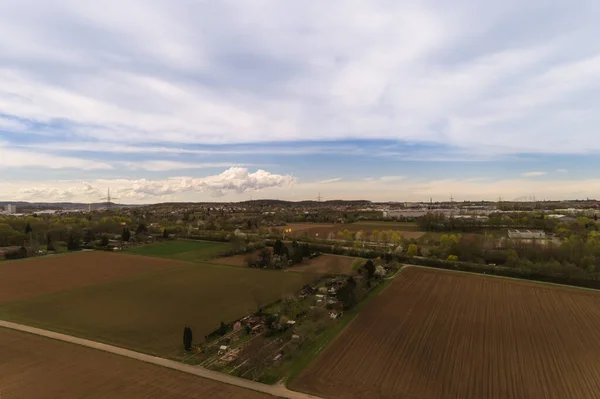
{"left": 0, "top": 320, "right": 323, "bottom": 399}
{"left": 292, "top": 266, "right": 600, "bottom": 399}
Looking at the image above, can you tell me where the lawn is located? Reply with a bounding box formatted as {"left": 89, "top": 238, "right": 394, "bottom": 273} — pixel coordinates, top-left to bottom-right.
{"left": 126, "top": 240, "right": 229, "bottom": 262}
{"left": 0, "top": 259, "right": 318, "bottom": 357}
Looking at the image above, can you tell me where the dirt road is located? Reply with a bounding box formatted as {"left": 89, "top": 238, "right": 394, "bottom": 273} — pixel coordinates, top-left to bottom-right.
{"left": 0, "top": 320, "right": 323, "bottom": 399}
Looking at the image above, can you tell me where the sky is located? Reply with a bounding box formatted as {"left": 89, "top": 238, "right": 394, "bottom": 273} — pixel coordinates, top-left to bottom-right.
{"left": 2, "top": 0, "right": 600, "bottom": 203}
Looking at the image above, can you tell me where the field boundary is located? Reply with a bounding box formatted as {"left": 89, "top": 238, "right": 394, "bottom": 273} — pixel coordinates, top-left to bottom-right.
{"left": 404, "top": 264, "right": 600, "bottom": 293}
{"left": 0, "top": 320, "right": 323, "bottom": 399}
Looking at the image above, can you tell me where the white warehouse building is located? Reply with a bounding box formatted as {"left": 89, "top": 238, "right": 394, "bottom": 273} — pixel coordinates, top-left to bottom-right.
{"left": 508, "top": 229, "right": 546, "bottom": 239}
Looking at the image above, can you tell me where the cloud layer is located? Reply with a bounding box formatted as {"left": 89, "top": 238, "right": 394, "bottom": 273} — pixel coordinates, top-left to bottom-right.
{"left": 7, "top": 168, "right": 294, "bottom": 202}
{"left": 1, "top": 0, "right": 600, "bottom": 153}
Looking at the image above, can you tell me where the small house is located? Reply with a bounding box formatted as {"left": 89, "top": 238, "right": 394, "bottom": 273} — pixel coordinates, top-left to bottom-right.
{"left": 330, "top": 311, "right": 341, "bottom": 320}
{"left": 251, "top": 324, "right": 264, "bottom": 334}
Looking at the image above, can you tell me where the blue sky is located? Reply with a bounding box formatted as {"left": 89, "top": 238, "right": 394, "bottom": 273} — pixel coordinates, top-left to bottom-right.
{"left": 1, "top": 0, "right": 600, "bottom": 203}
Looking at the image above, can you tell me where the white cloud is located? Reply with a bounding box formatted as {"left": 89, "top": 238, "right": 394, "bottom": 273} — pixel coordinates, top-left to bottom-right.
{"left": 317, "top": 178, "right": 342, "bottom": 184}
{"left": 4, "top": 168, "right": 294, "bottom": 202}
{"left": 0, "top": 1, "right": 599, "bottom": 154}
{"left": 521, "top": 171, "right": 547, "bottom": 177}
{"left": 556, "top": 168, "right": 568, "bottom": 173}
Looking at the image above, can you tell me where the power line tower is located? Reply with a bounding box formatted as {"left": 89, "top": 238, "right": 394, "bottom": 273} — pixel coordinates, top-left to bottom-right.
{"left": 100, "top": 188, "right": 119, "bottom": 211}
{"left": 316, "top": 192, "right": 323, "bottom": 202}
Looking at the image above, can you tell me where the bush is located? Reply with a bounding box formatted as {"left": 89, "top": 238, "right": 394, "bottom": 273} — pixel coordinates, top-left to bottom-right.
{"left": 4, "top": 247, "right": 27, "bottom": 260}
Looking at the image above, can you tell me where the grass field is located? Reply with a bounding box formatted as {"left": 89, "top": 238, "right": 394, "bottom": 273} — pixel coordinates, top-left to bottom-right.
{"left": 0, "top": 257, "right": 318, "bottom": 357}
{"left": 0, "top": 327, "right": 273, "bottom": 399}
{"left": 126, "top": 240, "right": 229, "bottom": 262}
{"left": 291, "top": 267, "right": 600, "bottom": 399}
{"left": 0, "top": 251, "right": 184, "bottom": 303}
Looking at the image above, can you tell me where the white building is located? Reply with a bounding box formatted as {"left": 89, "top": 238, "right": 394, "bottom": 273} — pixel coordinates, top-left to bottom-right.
{"left": 5, "top": 204, "right": 16, "bottom": 214}
{"left": 508, "top": 229, "right": 546, "bottom": 239}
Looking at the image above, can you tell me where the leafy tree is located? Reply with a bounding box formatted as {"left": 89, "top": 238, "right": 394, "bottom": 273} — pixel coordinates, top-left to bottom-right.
{"left": 374, "top": 265, "right": 387, "bottom": 278}
{"left": 83, "top": 229, "right": 95, "bottom": 244}
{"left": 163, "top": 229, "right": 169, "bottom": 239}
{"left": 364, "top": 259, "right": 375, "bottom": 279}
{"left": 136, "top": 223, "right": 148, "bottom": 235}
{"left": 581, "top": 255, "right": 596, "bottom": 273}
{"left": 301, "top": 243, "right": 311, "bottom": 257}
{"left": 231, "top": 235, "right": 246, "bottom": 252}
{"left": 67, "top": 232, "right": 80, "bottom": 251}
{"left": 183, "top": 326, "right": 193, "bottom": 351}
{"left": 0, "top": 223, "right": 25, "bottom": 246}
{"left": 447, "top": 254, "right": 459, "bottom": 262}
{"left": 46, "top": 234, "right": 55, "bottom": 251}
{"left": 258, "top": 248, "right": 272, "bottom": 267}
{"left": 121, "top": 227, "right": 131, "bottom": 242}
{"left": 245, "top": 253, "right": 258, "bottom": 267}
{"left": 100, "top": 235, "right": 109, "bottom": 246}
{"left": 274, "top": 239, "right": 284, "bottom": 255}
{"left": 337, "top": 277, "right": 357, "bottom": 310}
{"left": 24, "top": 223, "right": 32, "bottom": 234}
{"left": 407, "top": 244, "right": 418, "bottom": 256}
{"left": 291, "top": 247, "right": 303, "bottom": 264}
{"left": 281, "top": 243, "right": 289, "bottom": 258}
{"left": 506, "top": 249, "right": 520, "bottom": 267}
{"left": 218, "top": 321, "right": 228, "bottom": 336}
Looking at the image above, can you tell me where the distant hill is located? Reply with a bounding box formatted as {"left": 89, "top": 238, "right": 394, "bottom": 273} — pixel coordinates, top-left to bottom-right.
{"left": 0, "top": 201, "right": 137, "bottom": 210}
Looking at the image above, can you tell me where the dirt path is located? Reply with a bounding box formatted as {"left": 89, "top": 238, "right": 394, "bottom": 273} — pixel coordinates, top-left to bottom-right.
{"left": 0, "top": 320, "right": 323, "bottom": 399}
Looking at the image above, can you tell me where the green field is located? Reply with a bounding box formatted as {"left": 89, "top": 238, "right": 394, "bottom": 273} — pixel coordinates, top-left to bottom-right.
{"left": 0, "top": 260, "right": 317, "bottom": 357}
{"left": 126, "top": 240, "right": 229, "bottom": 262}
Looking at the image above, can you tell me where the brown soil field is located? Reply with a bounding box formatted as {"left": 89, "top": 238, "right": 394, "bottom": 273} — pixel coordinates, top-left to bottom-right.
{"left": 0, "top": 327, "right": 273, "bottom": 399}
{"left": 292, "top": 267, "right": 600, "bottom": 399}
{"left": 281, "top": 223, "right": 425, "bottom": 239}
{"left": 0, "top": 259, "right": 318, "bottom": 356}
{"left": 212, "top": 252, "right": 256, "bottom": 267}
{"left": 288, "top": 254, "right": 359, "bottom": 275}
{"left": 0, "top": 251, "right": 184, "bottom": 303}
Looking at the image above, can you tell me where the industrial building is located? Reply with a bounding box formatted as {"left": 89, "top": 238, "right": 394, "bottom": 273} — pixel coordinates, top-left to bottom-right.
{"left": 508, "top": 230, "right": 546, "bottom": 239}
{"left": 5, "top": 204, "right": 16, "bottom": 214}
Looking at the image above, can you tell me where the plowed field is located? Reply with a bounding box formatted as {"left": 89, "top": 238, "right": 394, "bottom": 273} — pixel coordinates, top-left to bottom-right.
{"left": 292, "top": 267, "right": 600, "bottom": 399}
{"left": 0, "top": 261, "right": 318, "bottom": 356}
{"left": 0, "top": 327, "right": 273, "bottom": 399}
{"left": 0, "top": 251, "right": 184, "bottom": 303}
